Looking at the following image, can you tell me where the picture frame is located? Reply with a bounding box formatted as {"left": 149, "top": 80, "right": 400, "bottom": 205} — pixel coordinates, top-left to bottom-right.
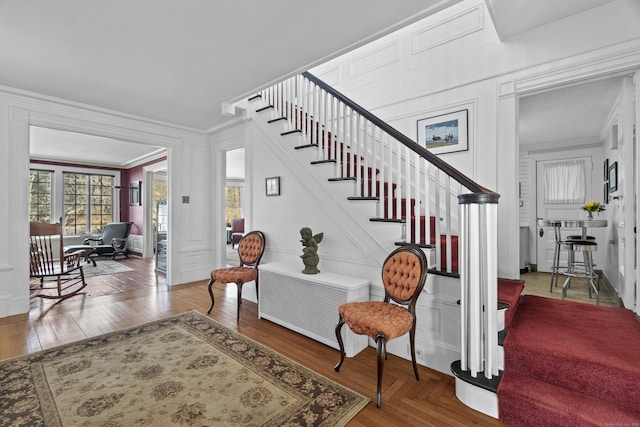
{"left": 417, "top": 109, "right": 468, "bottom": 154}
{"left": 265, "top": 176, "right": 280, "bottom": 196}
{"left": 129, "top": 181, "right": 142, "bottom": 206}
{"left": 603, "top": 159, "right": 609, "bottom": 204}
{"left": 608, "top": 161, "right": 618, "bottom": 193}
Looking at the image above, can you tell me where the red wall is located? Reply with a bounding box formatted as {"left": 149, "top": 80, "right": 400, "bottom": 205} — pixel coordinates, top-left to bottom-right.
{"left": 119, "top": 157, "right": 166, "bottom": 235}
{"left": 32, "top": 157, "right": 166, "bottom": 235}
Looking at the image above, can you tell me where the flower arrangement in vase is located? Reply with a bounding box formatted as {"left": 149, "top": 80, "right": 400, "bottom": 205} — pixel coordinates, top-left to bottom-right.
{"left": 581, "top": 201, "right": 605, "bottom": 220}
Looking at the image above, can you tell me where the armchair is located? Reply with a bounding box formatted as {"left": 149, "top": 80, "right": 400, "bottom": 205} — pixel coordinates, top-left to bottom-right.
{"left": 84, "top": 222, "right": 133, "bottom": 259}
{"left": 230, "top": 218, "right": 245, "bottom": 249}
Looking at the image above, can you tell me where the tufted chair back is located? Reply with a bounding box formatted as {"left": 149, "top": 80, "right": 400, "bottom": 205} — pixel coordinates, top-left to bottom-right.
{"left": 206, "top": 230, "right": 265, "bottom": 321}
{"left": 382, "top": 248, "right": 428, "bottom": 306}
{"left": 334, "top": 245, "right": 428, "bottom": 407}
{"left": 237, "top": 231, "right": 265, "bottom": 267}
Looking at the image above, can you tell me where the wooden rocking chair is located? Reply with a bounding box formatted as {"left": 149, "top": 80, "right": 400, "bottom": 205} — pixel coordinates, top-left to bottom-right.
{"left": 30, "top": 219, "right": 88, "bottom": 299}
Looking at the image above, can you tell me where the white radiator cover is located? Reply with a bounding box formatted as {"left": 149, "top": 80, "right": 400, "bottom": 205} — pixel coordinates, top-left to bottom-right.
{"left": 258, "top": 263, "right": 370, "bottom": 357}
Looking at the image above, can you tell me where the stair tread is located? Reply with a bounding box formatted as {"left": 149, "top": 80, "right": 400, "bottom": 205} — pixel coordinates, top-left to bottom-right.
{"left": 504, "top": 295, "right": 640, "bottom": 409}
{"left": 498, "top": 371, "right": 640, "bottom": 427}
{"left": 497, "top": 278, "right": 524, "bottom": 329}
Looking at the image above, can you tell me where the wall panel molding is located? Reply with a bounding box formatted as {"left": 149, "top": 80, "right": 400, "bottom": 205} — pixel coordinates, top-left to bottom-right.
{"left": 411, "top": 3, "right": 484, "bottom": 54}
{"left": 348, "top": 41, "right": 400, "bottom": 78}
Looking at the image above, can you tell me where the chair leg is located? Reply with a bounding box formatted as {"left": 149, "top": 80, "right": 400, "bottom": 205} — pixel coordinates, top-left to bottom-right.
{"left": 236, "top": 280, "right": 244, "bottom": 321}
{"left": 255, "top": 276, "right": 259, "bottom": 302}
{"left": 334, "top": 315, "right": 346, "bottom": 372}
{"left": 375, "top": 335, "right": 387, "bottom": 408}
{"left": 409, "top": 322, "right": 420, "bottom": 380}
{"left": 207, "top": 278, "right": 215, "bottom": 314}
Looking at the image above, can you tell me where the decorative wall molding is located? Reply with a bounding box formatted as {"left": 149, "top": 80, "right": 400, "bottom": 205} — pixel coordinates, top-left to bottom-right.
{"left": 510, "top": 39, "right": 640, "bottom": 97}
{"left": 522, "top": 136, "right": 603, "bottom": 154}
{"left": 411, "top": 3, "right": 484, "bottom": 55}
{"left": 315, "top": 66, "right": 341, "bottom": 87}
{"left": 347, "top": 40, "right": 400, "bottom": 78}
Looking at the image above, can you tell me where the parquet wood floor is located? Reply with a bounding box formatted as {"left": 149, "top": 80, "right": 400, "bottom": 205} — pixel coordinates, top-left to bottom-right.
{"left": 2, "top": 256, "right": 506, "bottom": 426}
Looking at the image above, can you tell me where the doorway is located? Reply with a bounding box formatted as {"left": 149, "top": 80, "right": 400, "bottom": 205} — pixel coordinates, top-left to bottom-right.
{"left": 29, "top": 125, "right": 167, "bottom": 272}
{"left": 225, "top": 147, "right": 245, "bottom": 266}
{"left": 518, "top": 77, "right": 622, "bottom": 272}
{"left": 534, "top": 157, "right": 593, "bottom": 273}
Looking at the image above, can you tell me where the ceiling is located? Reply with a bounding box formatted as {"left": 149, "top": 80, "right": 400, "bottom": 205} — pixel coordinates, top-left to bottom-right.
{"left": 485, "top": 0, "right": 616, "bottom": 41}
{"left": 519, "top": 77, "right": 623, "bottom": 148}
{"left": 0, "top": 0, "right": 462, "bottom": 132}
{"left": 1, "top": 0, "right": 620, "bottom": 166}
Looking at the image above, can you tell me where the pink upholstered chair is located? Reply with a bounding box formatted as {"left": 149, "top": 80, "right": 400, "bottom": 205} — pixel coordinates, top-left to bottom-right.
{"left": 207, "top": 230, "right": 265, "bottom": 321}
{"left": 230, "top": 218, "right": 245, "bottom": 249}
{"left": 334, "top": 246, "right": 428, "bottom": 407}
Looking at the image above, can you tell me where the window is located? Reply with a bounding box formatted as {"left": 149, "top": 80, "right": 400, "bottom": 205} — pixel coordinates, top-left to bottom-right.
{"left": 226, "top": 186, "right": 242, "bottom": 227}
{"left": 29, "top": 169, "right": 52, "bottom": 223}
{"left": 64, "top": 173, "right": 114, "bottom": 235}
{"left": 543, "top": 159, "right": 586, "bottom": 204}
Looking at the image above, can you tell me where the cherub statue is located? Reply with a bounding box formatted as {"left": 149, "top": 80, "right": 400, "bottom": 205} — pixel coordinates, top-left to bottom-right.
{"left": 300, "top": 227, "right": 323, "bottom": 274}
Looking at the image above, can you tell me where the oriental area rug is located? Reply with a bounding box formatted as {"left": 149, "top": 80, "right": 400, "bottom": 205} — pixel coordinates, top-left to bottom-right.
{"left": 0, "top": 311, "right": 368, "bottom": 426}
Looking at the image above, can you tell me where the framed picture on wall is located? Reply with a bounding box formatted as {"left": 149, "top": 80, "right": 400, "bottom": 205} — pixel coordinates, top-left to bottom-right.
{"left": 417, "top": 109, "right": 468, "bottom": 154}
{"left": 265, "top": 176, "right": 280, "bottom": 196}
{"left": 129, "top": 181, "right": 142, "bottom": 206}
{"left": 603, "top": 159, "right": 609, "bottom": 204}
{"left": 608, "top": 161, "right": 618, "bottom": 193}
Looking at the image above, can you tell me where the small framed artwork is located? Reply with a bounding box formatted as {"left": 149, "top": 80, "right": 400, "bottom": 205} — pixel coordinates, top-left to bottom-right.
{"left": 603, "top": 159, "right": 609, "bottom": 204}
{"left": 129, "top": 181, "right": 142, "bottom": 206}
{"left": 265, "top": 176, "right": 280, "bottom": 196}
{"left": 608, "top": 161, "right": 618, "bottom": 193}
{"left": 417, "top": 109, "right": 468, "bottom": 154}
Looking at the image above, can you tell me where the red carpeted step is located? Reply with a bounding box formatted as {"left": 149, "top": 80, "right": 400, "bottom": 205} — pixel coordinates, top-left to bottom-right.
{"left": 500, "top": 295, "right": 640, "bottom": 417}
{"left": 498, "top": 372, "right": 640, "bottom": 427}
{"left": 497, "top": 278, "right": 524, "bottom": 329}
{"left": 383, "top": 198, "right": 416, "bottom": 219}
{"left": 361, "top": 179, "right": 396, "bottom": 198}
{"left": 407, "top": 216, "right": 459, "bottom": 272}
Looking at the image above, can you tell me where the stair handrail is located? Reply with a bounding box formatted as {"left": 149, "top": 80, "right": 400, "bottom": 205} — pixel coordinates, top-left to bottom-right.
{"left": 302, "top": 72, "right": 495, "bottom": 198}
{"left": 301, "top": 72, "right": 501, "bottom": 380}
{"left": 252, "top": 72, "right": 501, "bottom": 380}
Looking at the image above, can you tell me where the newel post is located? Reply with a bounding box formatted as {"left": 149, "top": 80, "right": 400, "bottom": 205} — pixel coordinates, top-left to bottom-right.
{"left": 458, "top": 192, "right": 500, "bottom": 379}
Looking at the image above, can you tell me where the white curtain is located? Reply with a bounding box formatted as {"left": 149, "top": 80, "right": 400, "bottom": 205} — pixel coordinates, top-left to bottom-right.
{"left": 543, "top": 159, "right": 586, "bottom": 204}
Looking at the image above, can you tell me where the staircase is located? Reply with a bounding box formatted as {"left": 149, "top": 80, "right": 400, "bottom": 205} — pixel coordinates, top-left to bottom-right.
{"left": 241, "top": 73, "right": 640, "bottom": 425}
{"left": 454, "top": 279, "right": 640, "bottom": 425}
{"left": 250, "top": 73, "right": 488, "bottom": 275}
{"left": 497, "top": 295, "right": 640, "bottom": 426}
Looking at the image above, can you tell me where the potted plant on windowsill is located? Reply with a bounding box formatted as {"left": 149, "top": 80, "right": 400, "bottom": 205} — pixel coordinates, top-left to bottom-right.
{"left": 581, "top": 201, "right": 605, "bottom": 220}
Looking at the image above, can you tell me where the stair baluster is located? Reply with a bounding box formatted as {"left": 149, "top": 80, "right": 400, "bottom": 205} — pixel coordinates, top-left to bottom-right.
{"left": 253, "top": 73, "right": 500, "bottom": 398}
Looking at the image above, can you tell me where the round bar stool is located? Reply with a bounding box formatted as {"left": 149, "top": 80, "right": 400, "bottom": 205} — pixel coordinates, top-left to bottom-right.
{"left": 566, "top": 235, "right": 596, "bottom": 240}
{"left": 565, "top": 235, "right": 596, "bottom": 275}
{"left": 561, "top": 239, "right": 599, "bottom": 304}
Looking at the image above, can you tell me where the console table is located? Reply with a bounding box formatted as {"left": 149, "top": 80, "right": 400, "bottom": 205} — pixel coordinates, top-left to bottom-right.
{"left": 258, "top": 263, "right": 370, "bottom": 357}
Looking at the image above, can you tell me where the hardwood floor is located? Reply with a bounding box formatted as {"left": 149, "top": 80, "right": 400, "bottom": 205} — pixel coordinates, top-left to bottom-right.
{"left": 3, "top": 256, "right": 506, "bottom": 426}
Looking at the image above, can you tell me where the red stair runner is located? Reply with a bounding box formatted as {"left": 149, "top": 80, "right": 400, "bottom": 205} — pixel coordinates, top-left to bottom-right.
{"left": 497, "top": 278, "right": 524, "bottom": 329}
{"left": 498, "top": 295, "right": 640, "bottom": 426}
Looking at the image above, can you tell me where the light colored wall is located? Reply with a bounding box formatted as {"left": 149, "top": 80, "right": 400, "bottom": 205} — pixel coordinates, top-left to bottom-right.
{"left": 309, "top": 0, "right": 640, "bottom": 278}
{"left": 0, "top": 90, "right": 213, "bottom": 318}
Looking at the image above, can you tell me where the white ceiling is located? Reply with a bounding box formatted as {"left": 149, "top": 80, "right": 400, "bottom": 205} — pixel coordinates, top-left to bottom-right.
{"left": 0, "top": 0, "right": 462, "bottom": 132}
{"left": 519, "top": 77, "right": 623, "bottom": 148}
{"left": 2, "top": 0, "right": 620, "bottom": 166}
{"left": 485, "top": 0, "right": 617, "bottom": 41}
{"left": 29, "top": 126, "right": 166, "bottom": 168}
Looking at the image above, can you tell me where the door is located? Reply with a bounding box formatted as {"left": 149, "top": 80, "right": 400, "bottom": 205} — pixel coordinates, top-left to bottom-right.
{"left": 536, "top": 157, "right": 593, "bottom": 272}
{"left": 618, "top": 75, "right": 637, "bottom": 312}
